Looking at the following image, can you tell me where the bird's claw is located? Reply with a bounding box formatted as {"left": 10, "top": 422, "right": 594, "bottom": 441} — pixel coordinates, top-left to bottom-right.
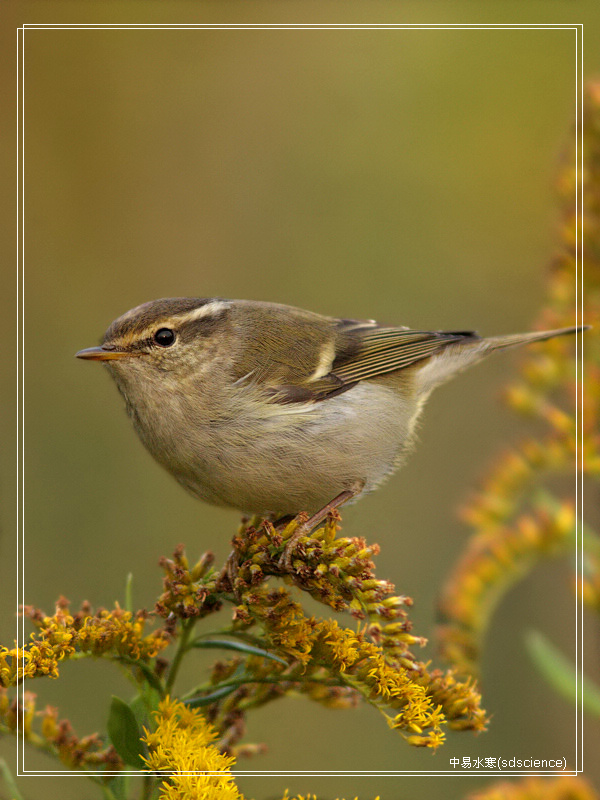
{"left": 275, "top": 482, "right": 364, "bottom": 572}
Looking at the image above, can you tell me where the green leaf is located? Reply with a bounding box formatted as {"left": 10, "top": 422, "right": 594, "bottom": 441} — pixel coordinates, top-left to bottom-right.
{"left": 129, "top": 694, "right": 150, "bottom": 731}
{"left": 525, "top": 630, "right": 600, "bottom": 718}
{"left": 190, "top": 638, "right": 288, "bottom": 665}
{"left": 185, "top": 684, "right": 238, "bottom": 708}
{"left": 107, "top": 696, "right": 148, "bottom": 768}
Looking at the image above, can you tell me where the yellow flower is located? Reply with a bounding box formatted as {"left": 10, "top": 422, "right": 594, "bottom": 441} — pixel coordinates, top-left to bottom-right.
{"left": 0, "top": 640, "right": 64, "bottom": 686}
{"left": 439, "top": 81, "right": 600, "bottom": 681}
{"left": 468, "top": 775, "right": 599, "bottom": 800}
{"left": 3, "top": 601, "right": 172, "bottom": 686}
{"left": 142, "top": 697, "right": 245, "bottom": 800}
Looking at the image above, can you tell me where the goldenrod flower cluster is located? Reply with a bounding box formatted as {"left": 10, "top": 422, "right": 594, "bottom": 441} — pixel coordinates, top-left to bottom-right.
{"left": 438, "top": 503, "right": 575, "bottom": 676}
{"left": 201, "top": 638, "right": 359, "bottom": 755}
{"left": 152, "top": 504, "right": 486, "bottom": 753}
{"left": 4, "top": 83, "right": 600, "bottom": 800}
{"left": 0, "top": 598, "right": 170, "bottom": 687}
{"left": 142, "top": 699, "right": 385, "bottom": 800}
{"left": 218, "top": 606, "right": 449, "bottom": 746}
{"left": 438, "top": 81, "right": 600, "bottom": 677}
{"left": 142, "top": 697, "right": 244, "bottom": 800}
{"left": 0, "top": 686, "right": 122, "bottom": 770}
{"left": 467, "top": 775, "right": 599, "bottom": 800}
{"left": 209, "top": 513, "right": 488, "bottom": 748}
{"left": 155, "top": 545, "right": 222, "bottom": 619}
{"left": 578, "top": 549, "right": 600, "bottom": 614}
{"left": 280, "top": 795, "right": 380, "bottom": 800}
{"left": 229, "top": 512, "right": 426, "bottom": 668}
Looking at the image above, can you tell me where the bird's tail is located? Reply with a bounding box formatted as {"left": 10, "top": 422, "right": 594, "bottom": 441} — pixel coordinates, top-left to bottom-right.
{"left": 416, "top": 324, "right": 589, "bottom": 393}
{"left": 483, "top": 325, "right": 590, "bottom": 352}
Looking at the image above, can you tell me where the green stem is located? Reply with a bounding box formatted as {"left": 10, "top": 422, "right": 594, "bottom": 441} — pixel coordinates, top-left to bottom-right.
{"left": 85, "top": 774, "right": 120, "bottom": 800}
{"left": 192, "top": 628, "right": 266, "bottom": 648}
{"left": 98, "top": 782, "right": 120, "bottom": 800}
{"left": 192, "top": 626, "right": 246, "bottom": 640}
{"left": 119, "top": 772, "right": 131, "bottom": 800}
{"left": 115, "top": 655, "right": 165, "bottom": 697}
{"left": 221, "top": 675, "right": 342, "bottom": 688}
{"left": 181, "top": 672, "right": 344, "bottom": 701}
{"left": 165, "top": 618, "right": 197, "bottom": 695}
{"left": 140, "top": 772, "right": 157, "bottom": 800}
{"left": 0, "top": 757, "right": 24, "bottom": 800}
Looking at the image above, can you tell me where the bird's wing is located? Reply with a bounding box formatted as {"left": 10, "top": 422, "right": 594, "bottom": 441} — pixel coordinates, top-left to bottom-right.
{"left": 260, "top": 319, "right": 480, "bottom": 404}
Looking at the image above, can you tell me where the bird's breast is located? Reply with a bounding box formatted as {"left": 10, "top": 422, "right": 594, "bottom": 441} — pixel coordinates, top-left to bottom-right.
{"left": 117, "top": 371, "right": 420, "bottom": 515}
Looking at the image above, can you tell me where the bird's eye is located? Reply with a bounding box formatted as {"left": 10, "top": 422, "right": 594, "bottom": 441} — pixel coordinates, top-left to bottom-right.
{"left": 154, "top": 328, "right": 176, "bottom": 347}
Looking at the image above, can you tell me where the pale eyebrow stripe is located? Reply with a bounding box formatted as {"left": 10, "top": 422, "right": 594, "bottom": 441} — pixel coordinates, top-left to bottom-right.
{"left": 121, "top": 300, "right": 231, "bottom": 344}
{"left": 171, "top": 300, "right": 231, "bottom": 326}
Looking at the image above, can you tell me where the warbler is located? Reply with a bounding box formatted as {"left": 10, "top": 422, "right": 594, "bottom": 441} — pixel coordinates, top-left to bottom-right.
{"left": 77, "top": 297, "right": 584, "bottom": 522}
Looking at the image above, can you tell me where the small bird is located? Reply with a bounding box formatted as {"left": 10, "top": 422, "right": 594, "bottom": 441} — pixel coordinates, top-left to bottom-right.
{"left": 76, "top": 298, "right": 584, "bottom": 525}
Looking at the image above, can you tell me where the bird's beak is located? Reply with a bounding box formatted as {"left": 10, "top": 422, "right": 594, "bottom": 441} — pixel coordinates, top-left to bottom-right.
{"left": 75, "top": 346, "right": 135, "bottom": 361}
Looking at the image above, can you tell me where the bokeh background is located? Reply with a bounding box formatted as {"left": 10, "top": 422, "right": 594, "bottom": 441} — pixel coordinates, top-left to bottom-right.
{"left": 2, "top": 3, "right": 599, "bottom": 799}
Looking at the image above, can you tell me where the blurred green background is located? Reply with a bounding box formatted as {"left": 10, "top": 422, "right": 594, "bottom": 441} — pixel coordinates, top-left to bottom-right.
{"left": 2, "top": 2, "right": 599, "bottom": 799}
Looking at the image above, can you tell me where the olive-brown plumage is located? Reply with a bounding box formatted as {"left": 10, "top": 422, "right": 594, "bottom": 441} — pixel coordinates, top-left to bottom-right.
{"left": 76, "top": 297, "right": 585, "bottom": 516}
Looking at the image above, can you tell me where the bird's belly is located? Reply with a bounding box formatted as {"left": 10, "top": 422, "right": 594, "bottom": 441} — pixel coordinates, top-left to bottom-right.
{"left": 137, "top": 383, "right": 415, "bottom": 516}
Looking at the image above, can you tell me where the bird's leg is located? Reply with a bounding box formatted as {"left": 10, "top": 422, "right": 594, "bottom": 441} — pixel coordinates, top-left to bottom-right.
{"left": 216, "top": 549, "right": 238, "bottom": 594}
{"left": 278, "top": 481, "right": 364, "bottom": 570}
{"left": 217, "top": 515, "right": 260, "bottom": 594}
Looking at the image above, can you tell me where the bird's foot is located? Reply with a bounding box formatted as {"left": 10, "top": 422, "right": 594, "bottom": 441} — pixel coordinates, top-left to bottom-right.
{"left": 216, "top": 548, "right": 240, "bottom": 594}
{"left": 277, "top": 482, "right": 364, "bottom": 571}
